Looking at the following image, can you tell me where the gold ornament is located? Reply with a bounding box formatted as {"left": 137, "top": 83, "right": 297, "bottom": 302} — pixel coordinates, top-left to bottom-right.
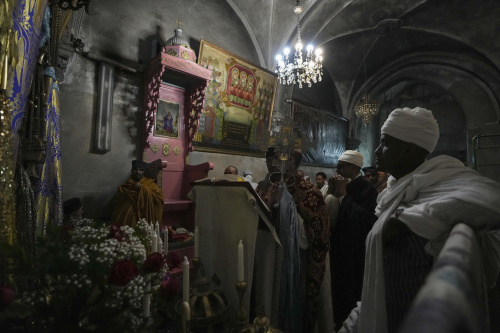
{"left": 151, "top": 142, "right": 159, "bottom": 154}
{"left": 162, "top": 143, "right": 170, "bottom": 156}
{"left": 0, "top": 91, "right": 16, "bottom": 245}
{"left": 173, "top": 146, "right": 181, "bottom": 156}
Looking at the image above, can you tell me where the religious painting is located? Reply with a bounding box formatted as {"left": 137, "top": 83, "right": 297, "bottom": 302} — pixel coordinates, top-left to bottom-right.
{"left": 154, "top": 100, "right": 180, "bottom": 138}
{"left": 292, "top": 101, "right": 349, "bottom": 166}
{"left": 195, "top": 40, "right": 278, "bottom": 156}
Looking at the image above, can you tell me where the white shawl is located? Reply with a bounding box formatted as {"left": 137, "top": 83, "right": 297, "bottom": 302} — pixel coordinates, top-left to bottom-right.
{"left": 340, "top": 155, "right": 500, "bottom": 333}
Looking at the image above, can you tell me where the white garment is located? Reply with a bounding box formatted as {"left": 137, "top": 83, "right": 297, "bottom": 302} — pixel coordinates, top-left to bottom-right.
{"left": 340, "top": 155, "right": 500, "bottom": 333}
{"left": 320, "top": 184, "right": 329, "bottom": 198}
{"left": 320, "top": 194, "right": 339, "bottom": 333}
{"left": 325, "top": 194, "right": 340, "bottom": 231}
{"left": 244, "top": 174, "right": 258, "bottom": 190}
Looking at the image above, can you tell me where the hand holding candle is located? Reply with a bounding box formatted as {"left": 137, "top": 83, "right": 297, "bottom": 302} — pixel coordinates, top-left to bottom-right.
{"left": 238, "top": 239, "right": 244, "bottom": 282}
{"left": 194, "top": 226, "right": 199, "bottom": 258}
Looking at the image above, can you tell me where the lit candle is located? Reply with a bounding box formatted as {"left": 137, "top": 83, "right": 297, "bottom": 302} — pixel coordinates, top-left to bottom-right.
{"left": 142, "top": 273, "right": 151, "bottom": 317}
{"left": 183, "top": 256, "right": 190, "bottom": 303}
{"left": 163, "top": 228, "right": 169, "bottom": 255}
{"left": 238, "top": 240, "right": 244, "bottom": 282}
{"left": 194, "top": 226, "right": 199, "bottom": 258}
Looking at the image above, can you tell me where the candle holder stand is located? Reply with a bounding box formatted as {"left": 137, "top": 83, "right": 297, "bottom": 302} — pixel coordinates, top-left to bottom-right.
{"left": 235, "top": 281, "right": 248, "bottom": 327}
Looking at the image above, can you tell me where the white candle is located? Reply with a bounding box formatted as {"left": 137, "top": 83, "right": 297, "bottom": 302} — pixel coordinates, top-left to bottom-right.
{"left": 194, "top": 226, "right": 199, "bottom": 258}
{"left": 182, "top": 301, "right": 191, "bottom": 321}
{"left": 142, "top": 273, "right": 151, "bottom": 317}
{"left": 156, "top": 221, "right": 160, "bottom": 238}
{"left": 163, "top": 228, "right": 169, "bottom": 255}
{"left": 157, "top": 234, "right": 163, "bottom": 254}
{"left": 152, "top": 228, "right": 157, "bottom": 253}
{"left": 182, "top": 256, "right": 190, "bottom": 303}
{"left": 150, "top": 223, "right": 154, "bottom": 248}
{"left": 181, "top": 301, "right": 191, "bottom": 333}
{"left": 238, "top": 239, "right": 244, "bottom": 282}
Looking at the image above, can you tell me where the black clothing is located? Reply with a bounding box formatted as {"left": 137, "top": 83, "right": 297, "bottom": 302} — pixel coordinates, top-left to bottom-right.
{"left": 330, "top": 176, "right": 378, "bottom": 329}
{"left": 383, "top": 224, "right": 433, "bottom": 333}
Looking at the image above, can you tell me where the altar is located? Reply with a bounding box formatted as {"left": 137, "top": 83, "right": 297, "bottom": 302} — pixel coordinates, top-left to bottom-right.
{"left": 188, "top": 176, "right": 282, "bottom": 328}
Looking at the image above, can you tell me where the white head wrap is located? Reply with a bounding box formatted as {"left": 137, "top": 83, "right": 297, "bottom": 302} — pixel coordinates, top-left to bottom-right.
{"left": 338, "top": 150, "right": 364, "bottom": 168}
{"left": 381, "top": 107, "right": 439, "bottom": 153}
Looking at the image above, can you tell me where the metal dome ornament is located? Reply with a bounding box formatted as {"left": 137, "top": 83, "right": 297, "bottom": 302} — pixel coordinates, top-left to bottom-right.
{"left": 355, "top": 93, "right": 379, "bottom": 125}
{"left": 175, "top": 260, "right": 230, "bottom": 332}
{"left": 166, "top": 19, "right": 191, "bottom": 48}
{"left": 163, "top": 19, "right": 197, "bottom": 62}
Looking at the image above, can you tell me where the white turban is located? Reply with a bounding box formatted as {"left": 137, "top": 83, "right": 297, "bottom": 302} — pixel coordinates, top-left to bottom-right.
{"left": 381, "top": 107, "right": 439, "bottom": 153}
{"left": 338, "top": 150, "right": 364, "bottom": 168}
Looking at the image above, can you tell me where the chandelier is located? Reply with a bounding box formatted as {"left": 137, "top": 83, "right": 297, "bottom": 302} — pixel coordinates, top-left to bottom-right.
{"left": 355, "top": 94, "right": 379, "bottom": 125}
{"left": 354, "top": 0, "right": 379, "bottom": 125}
{"left": 275, "top": 1, "right": 323, "bottom": 88}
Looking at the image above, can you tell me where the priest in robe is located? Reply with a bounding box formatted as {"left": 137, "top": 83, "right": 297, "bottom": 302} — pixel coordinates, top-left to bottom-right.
{"left": 112, "top": 160, "right": 164, "bottom": 227}
{"left": 256, "top": 147, "right": 331, "bottom": 333}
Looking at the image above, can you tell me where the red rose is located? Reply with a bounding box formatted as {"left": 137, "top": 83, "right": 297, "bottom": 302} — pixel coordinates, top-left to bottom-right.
{"left": 109, "top": 223, "right": 124, "bottom": 242}
{"left": 109, "top": 259, "right": 139, "bottom": 286}
{"left": 0, "top": 286, "right": 15, "bottom": 306}
{"left": 159, "top": 278, "right": 179, "bottom": 299}
{"left": 165, "top": 252, "right": 181, "bottom": 269}
{"left": 142, "top": 252, "right": 165, "bottom": 273}
{"left": 63, "top": 223, "right": 73, "bottom": 233}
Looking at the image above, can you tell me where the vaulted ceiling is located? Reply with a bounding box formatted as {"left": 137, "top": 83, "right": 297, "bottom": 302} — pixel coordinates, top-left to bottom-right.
{"left": 224, "top": 0, "right": 500, "bottom": 165}
{"left": 227, "top": 0, "right": 500, "bottom": 120}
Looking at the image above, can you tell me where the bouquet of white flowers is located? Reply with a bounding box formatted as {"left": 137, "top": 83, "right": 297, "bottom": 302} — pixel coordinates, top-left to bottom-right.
{"left": 0, "top": 218, "right": 177, "bottom": 332}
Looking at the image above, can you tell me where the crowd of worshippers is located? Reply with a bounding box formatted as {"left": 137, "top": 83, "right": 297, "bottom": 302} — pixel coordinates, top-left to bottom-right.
{"left": 62, "top": 107, "right": 500, "bottom": 333}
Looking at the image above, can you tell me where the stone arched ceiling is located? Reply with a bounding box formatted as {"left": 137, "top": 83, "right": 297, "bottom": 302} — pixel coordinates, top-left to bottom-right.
{"left": 227, "top": 0, "right": 500, "bottom": 120}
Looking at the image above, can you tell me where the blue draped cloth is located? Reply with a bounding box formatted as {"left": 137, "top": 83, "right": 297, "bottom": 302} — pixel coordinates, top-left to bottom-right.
{"left": 278, "top": 187, "right": 302, "bottom": 333}
{"left": 10, "top": 0, "right": 48, "bottom": 158}
{"left": 34, "top": 67, "right": 63, "bottom": 232}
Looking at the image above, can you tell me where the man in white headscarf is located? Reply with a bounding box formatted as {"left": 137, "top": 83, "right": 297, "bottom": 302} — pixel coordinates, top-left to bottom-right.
{"left": 339, "top": 107, "right": 500, "bottom": 333}
{"left": 330, "top": 150, "right": 378, "bottom": 329}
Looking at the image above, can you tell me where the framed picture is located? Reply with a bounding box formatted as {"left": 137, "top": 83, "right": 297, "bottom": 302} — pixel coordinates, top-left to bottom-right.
{"left": 194, "top": 40, "right": 278, "bottom": 156}
{"left": 154, "top": 99, "right": 180, "bottom": 139}
{"left": 292, "top": 101, "right": 349, "bottom": 166}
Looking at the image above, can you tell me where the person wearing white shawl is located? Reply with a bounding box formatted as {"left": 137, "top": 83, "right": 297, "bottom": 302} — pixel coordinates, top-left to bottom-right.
{"left": 339, "top": 107, "right": 500, "bottom": 333}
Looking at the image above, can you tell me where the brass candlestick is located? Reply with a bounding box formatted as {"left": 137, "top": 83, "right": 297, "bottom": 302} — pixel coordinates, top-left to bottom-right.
{"left": 235, "top": 281, "right": 248, "bottom": 327}
{"left": 192, "top": 257, "right": 200, "bottom": 272}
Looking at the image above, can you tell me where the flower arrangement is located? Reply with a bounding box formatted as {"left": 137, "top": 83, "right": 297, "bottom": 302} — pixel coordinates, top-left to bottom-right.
{"left": 0, "top": 218, "right": 180, "bottom": 332}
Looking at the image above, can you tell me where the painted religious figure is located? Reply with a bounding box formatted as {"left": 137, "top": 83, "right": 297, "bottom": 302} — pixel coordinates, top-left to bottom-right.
{"left": 195, "top": 40, "right": 278, "bottom": 155}
{"left": 154, "top": 100, "right": 179, "bottom": 138}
